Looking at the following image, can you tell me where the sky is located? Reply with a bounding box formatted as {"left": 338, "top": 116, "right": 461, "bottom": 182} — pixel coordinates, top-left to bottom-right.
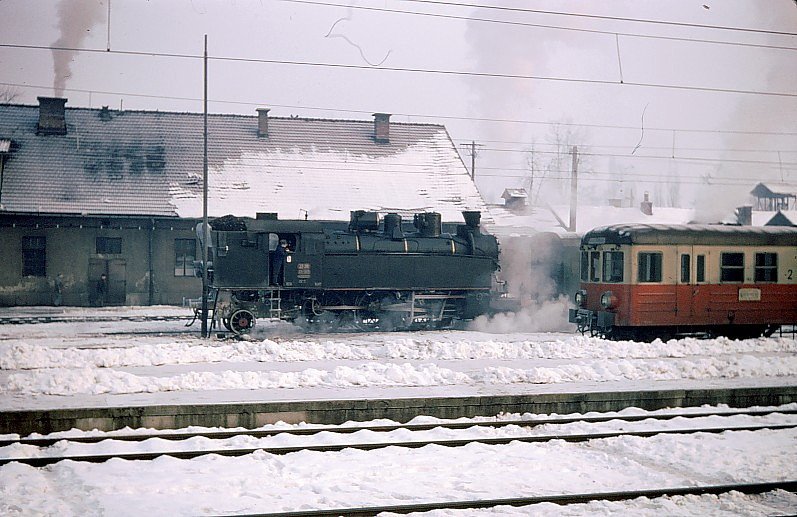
{"left": 1, "top": 0, "right": 795, "bottom": 211}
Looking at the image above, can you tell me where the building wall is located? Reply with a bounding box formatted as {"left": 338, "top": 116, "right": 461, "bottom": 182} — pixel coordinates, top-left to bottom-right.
{"left": 0, "top": 215, "right": 202, "bottom": 306}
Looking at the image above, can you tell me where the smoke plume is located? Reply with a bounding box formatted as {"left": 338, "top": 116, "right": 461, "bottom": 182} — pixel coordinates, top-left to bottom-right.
{"left": 52, "top": 0, "right": 105, "bottom": 97}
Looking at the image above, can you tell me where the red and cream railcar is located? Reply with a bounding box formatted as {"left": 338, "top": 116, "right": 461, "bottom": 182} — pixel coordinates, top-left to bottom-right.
{"left": 569, "top": 224, "right": 797, "bottom": 340}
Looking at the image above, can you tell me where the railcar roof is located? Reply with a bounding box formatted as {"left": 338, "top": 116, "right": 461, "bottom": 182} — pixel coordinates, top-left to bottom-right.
{"left": 582, "top": 223, "right": 797, "bottom": 246}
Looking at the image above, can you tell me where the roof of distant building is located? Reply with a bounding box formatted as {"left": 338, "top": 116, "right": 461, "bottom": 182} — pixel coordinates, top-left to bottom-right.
{"left": 0, "top": 101, "right": 489, "bottom": 222}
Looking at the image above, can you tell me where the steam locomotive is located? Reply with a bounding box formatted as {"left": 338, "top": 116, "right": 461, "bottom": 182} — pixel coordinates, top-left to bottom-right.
{"left": 198, "top": 210, "right": 500, "bottom": 333}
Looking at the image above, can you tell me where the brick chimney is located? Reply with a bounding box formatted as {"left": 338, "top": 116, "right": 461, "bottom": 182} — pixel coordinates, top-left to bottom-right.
{"left": 736, "top": 205, "right": 752, "bottom": 226}
{"left": 640, "top": 191, "right": 653, "bottom": 216}
{"left": 257, "top": 108, "right": 270, "bottom": 138}
{"left": 37, "top": 97, "right": 67, "bottom": 136}
{"left": 373, "top": 113, "right": 391, "bottom": 143}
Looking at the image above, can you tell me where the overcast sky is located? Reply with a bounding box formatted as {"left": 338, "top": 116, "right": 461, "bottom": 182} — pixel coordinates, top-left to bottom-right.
{"left": 1, "top": 0, "right": 795, "bottom": 211}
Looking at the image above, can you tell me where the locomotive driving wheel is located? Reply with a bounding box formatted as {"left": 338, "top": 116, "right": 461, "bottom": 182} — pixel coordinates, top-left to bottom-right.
{"left": 229, "top": 309, "right": 255, "bottom": 334}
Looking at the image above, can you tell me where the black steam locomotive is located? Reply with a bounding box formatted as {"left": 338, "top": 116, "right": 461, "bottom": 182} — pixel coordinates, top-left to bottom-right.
{"left": 198, "top": 210, "right": 500, "bottom": 333}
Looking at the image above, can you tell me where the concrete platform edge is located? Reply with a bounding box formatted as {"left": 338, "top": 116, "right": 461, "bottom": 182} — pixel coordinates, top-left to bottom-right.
{"left": 3, "top": 386, "right": 796, "bottom": 435}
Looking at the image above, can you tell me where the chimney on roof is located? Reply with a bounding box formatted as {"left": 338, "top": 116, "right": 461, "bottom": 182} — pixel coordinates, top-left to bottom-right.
{"left": 640, "top": 191, "right": 653, "bottom": 216}
{"left": 736, "top": 205, "right": 752, "bottom": 226}
{"left": 373, "top": 113, "right": 391, "bottom": 143}
{"left": 257, "top": 108, "right": 270, "bottom": 138}
{"left": 37, "top": 97, "right": 67, "bottom": 136}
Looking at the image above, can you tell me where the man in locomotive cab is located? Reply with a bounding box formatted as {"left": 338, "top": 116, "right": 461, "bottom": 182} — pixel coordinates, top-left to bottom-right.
{"left": 270, "top": 238, "right": 292, "bottom": 286}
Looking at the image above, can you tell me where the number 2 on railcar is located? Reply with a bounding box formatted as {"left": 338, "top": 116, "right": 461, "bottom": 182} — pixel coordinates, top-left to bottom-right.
{"left": 569, "top": 224, "right": 797, "bottom": 340}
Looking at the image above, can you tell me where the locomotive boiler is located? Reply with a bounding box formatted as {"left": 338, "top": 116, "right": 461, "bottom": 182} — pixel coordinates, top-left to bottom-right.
{"left": 199, "top": 210, "right": 500, "bottom": 333}
{"left": 569, "top": 223, "right": 797, "bottom": 340}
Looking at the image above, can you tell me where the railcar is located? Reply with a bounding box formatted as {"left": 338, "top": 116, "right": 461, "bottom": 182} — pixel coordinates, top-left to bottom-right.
{"left": 198, "top": 210, "right": 500, "bottom": 333}
{"left": 569, "top": 224, "right": 797, "bottom": 340}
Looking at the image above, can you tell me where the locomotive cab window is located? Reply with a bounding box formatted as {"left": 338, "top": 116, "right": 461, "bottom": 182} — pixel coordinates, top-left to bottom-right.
{"left": 637, "top": 252, "right": 662, "bottom": 283}
{"left": 720, "top": 252, "right": 744, "bottom": 282}
{"left": 602, "top": 251, "right": 624, "bottom": 283}
{"left": 580, "top": 251, "right": 600, "bottom": 282}
{"left": 754, "top": 252, "right": 777, "bottom": 282}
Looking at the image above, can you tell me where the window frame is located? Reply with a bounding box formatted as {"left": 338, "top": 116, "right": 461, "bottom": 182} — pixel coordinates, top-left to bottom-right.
{"left": 637, "top": 251, "right": 663, "bottom": 283}
{"left": 720, "top": 252, "right": 745, "bottom": 283}
{"left": 602, "top": 251, "right": 624, "bottom": 283}
{"left": 174, "top": 238, "right": 197, "bottom": 277}
{"left": 680, "top": 254, "right": 691, "bottom": 284}
{"left": 96, "top": 237, "right": 122, "bottom": 255}
{"left": 696, "top": 254, "right": 706, "bottom": 283}
{"left": 754, "top": 252, "right": 777, "bottom": 283}
{"left": 22, "top": 236, "right": 47, "bottom": 277}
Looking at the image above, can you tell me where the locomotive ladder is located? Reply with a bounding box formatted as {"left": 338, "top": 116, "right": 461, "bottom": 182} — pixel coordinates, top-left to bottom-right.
{"left": 268, "top": 289, "right": 281, "bottom": 320}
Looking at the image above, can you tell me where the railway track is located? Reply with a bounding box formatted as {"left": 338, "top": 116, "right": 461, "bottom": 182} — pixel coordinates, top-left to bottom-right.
{"left": 0, "top": 314, "right": 190, "bottom": 325}
{"left": 240, "top": 481, "right": 797, "bottom": 516}
{"left": 3, "top": 407, "right": 795, "bottom": 467}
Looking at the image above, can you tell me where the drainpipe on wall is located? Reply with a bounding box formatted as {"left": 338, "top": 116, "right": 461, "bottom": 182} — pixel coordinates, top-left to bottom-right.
{"left": 148, "top": 219, "right": 155, "bottom": 305}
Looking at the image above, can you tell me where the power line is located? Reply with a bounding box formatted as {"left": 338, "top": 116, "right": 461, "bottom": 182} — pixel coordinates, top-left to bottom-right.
{"left": 401, "top": 0, "right": 797, "bottom": 37}
{"left": 3, "top": 80, "right": 796, "bottom": 138}
{"left": 279, "top": 0, "right": 797, "bottom": 51}
{"left": 1, "top": 43, "right": 795, "bottom": 98}
{"left": 451, "top": 138, "right": 797, "bottom": 154}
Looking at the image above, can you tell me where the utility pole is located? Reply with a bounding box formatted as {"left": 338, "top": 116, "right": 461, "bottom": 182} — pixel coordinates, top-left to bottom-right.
{"left": 201, "top": 35, "right": 209, "bottom": 338}
{"left": 459, "top": 141, "right": 482, "bottom": 180}
{"left": 568, "top": 146, "right": 578, "bottom": 233}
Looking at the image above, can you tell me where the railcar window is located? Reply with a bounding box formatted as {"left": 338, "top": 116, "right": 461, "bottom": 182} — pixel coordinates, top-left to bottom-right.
{"left": 720, "top": 252, "right": 744, "bottom": 282}
{"left": 580, "top": 251, "right": 589, "bottom": 282}
{"left": 22, "top": 236, "right": 46, "bottom": 277}
{"left": 680, "top": 254, "right": 691, "bottom": 284}
{"left": 696, "top": 255, "right": 705, "bottom": 283}
{"left": 754, "top": 252, "right": 777, "bottom": 282}
{"left": 637, "top": 252, "right": 662, "bottom": 283}
{"left": 589, "top": 251, "right": 600, "bottom": 282}
{"left": 602, "top": 251, "right": 624, "bottom": 283}
{"left": 174, "top": 239, "right": 196, "bottom": 277}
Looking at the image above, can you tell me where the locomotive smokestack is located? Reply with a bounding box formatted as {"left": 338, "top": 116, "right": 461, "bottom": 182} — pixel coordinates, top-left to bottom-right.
{"left": 37, "top": 97, "right": 67, "bottom": 136}
{"left": 373, "top": 113, "right": 391, "bottom": 143}
{"left": 462, "top": 211, "right": 481, "bottom": 230}
{"left": 257, "top": 108, "right": 270, "bottom": 138}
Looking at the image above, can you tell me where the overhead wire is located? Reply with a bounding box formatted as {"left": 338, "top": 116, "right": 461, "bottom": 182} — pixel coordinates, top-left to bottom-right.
{"left": 278, "top": 0, "right": 797, "bottom": 51}
{"left": 1, "top": 43, "right": 794, "bottom": 99}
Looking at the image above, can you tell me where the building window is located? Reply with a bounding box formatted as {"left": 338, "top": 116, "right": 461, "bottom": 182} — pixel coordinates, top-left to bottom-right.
{"left": 22, "top": 236, "right": 46, "bottom": 277}
{"left": 96, "top": 237, "right": 122, "bottom": 254}
{"left": 720, "top": 252, "right": 745, "bottom": 282}
{"left": 754, "top": 252, "right": 777, "bottom": 282}
{"left": 602, "top": 251, "right": 624, "bottom": 283}
{"left": 175, "top": 239, "right": 196, "bottom": 277}
{"left": 696, "top": 255, "right": 705, "bottom": 283}
{"left": 680, "top": 254, "right": 691, "bottom": 284}
{"left": 638, "top": 252, "right": 663, "bottom": 283}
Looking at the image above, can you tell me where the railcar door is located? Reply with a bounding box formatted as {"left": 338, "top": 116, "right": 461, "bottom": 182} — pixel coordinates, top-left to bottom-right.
{"left": 675, "top": 245, "right": 694, "bottom": 324}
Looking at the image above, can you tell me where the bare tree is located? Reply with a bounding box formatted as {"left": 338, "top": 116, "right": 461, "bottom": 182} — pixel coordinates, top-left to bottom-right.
{"left": 525, "top": 123, "right": 591, "bottom": 206}
{"left": 0, "top": 87, "right": 21, "bottom": 103}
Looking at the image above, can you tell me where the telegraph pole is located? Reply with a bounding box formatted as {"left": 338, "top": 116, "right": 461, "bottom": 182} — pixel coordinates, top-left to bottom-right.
{"left": 201, "top": 35, "right": 209, "bottom": 338}
{"left": 568, "top": 146, "right": 578, "bottom": 232}
{"left": 459, "top": 141, "right": 481, "bottom": 180}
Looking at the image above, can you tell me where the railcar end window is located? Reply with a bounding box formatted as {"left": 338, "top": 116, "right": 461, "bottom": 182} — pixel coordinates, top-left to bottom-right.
{"left": 754, "top": 252, "right": 777, "bottom": 282}
{"left": 22, "top": 236, "right": 46, "bottom": 277}
{"left": 602, "top": 251, "right": 624, "bottom": 283}
{"left": 720, "top": 252, "right": 744, "bottom": 282}
{"left": 637, "top": 252, "right": 663, "bottom": 283}
{"left": 589, "top": 251, "right": 600, "bottom": 282}
{"left": 174, "top": 239, "right": 197, "bottom": 277}
{"left": 696, "top": 255, "right": 705, "bottom": 283}
{"left": 680, "top": 254, "right": 691, "bottom": 284}
{"left": 580, "top": 251, "right": 589, "bottom": 282}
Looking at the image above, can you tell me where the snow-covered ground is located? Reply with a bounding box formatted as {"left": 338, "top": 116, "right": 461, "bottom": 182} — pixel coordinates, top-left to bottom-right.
{"left": 1, "top": 406, "right": 796, "bottom": 516}
{"left": 1, "top": 306, "right": 796, "bottom": 515}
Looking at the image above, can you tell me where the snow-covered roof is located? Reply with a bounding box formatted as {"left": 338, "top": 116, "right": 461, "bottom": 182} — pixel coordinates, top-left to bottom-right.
{"left": 0, "top": 102, "right": 489, "bottom": 222}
